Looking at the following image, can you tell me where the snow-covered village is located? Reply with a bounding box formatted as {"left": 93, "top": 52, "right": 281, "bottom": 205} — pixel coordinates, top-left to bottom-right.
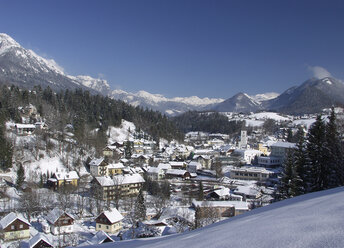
{"left": 0, "top": 94, "right": 343, "bottom": 248}
{"left": 2, "top": 1, "right": 344, "bottom": 247}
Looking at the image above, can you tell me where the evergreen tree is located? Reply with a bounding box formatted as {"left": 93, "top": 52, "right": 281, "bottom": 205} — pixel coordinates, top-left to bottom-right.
{"left": 307, "top": 115, "right": 329, "bottom": 192}
{"left": 325, "top": 107, "right": 343, "bottom": 187}
{"left": 16, "top": 163, "right": 25, "bottom": 188}
{"left": 198, "top": 181, "right": 204, "bottom": 201}
{"left": 291, "top": 127, "right": 307, "bottom": 195}
{"left": 279, "top": 150, "right": 294, "bottom": 199}
{"left": 134, "top": 190, "right": 146, "bottom": 222}
{"left": 124, "top": 141, "right": 133, "bottom": 159}
{"left": 0, "top": 125, "right": 13, "bottom": 171}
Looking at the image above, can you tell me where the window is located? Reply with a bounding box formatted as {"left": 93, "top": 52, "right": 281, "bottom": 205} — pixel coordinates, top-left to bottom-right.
{"left": 106, "top": 226, "right": 109, "bottom": 229}
{"left": 11, "top": 225, "right": 15, "bottom": 230}
{"left": 98, "top": 224, "right": 101, "bottom": 228}
{"left": 19, "top": 224, "right": 23, "bottom": 228}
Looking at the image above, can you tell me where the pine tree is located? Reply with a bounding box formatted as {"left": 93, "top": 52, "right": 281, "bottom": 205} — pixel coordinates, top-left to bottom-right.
{"left": 0, "top": 125, "right": 13, "bottom": 171}
{"left": 280, "top": 150, "right": 294, "bottom": 199}
{"left": 134, "top": 190, "right": 146, "bottom": 222}
{"left": 291, "top": 127, "right": 307, "bottom": 195}
{"left": 16, "top": 163, "right": 25, "bottom": 188}
{"left": 307, "top": 115, "right": 329, "bottom": 192}
{"left": 325, "top": 107, "right": 343, "bottom": 187}
{"left": 198, "top": 181, "right": 204, "bottom": 201}
{"left": 124, "top": 141, "right": 133, "bottom": 159}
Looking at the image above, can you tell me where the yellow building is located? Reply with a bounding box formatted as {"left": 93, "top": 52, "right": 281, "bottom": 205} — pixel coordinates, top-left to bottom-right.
{"left": 107, "top": 163, "right": 124, "bottom": 176}
{"left": 48, "top": 171, "right": 79, "bottom": 190}
{"left": 258, "top": 143, "right": 269, "bottom": 155}
{"left": 0, "top": 212, "right": 31, "bottom": 241}
{"left": 95, "top": 208, "right": 123, "bottom": 234}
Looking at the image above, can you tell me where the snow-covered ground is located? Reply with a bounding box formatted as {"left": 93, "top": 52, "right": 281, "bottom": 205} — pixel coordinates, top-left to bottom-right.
{"left": 82, "top": 187, "right": 344, "bottom": 248}
{"left": 108, "top": 120, "right": 136, "bottom": 143}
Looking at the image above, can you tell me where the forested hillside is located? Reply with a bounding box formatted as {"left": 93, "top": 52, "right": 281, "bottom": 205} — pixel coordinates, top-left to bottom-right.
{"left": 172, "top": 111, "right": 245, "bottom": 135}
{"left": 0, "top": 85, "right": 184, "bottom": 143}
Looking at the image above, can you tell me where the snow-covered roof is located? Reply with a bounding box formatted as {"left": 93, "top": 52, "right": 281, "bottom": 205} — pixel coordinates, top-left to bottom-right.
{"left": 213, "top": 187, "right": 230, "bottom": 197}
{"left": 157, "top": 163, "right": 172, "bottom": 170}
{"left": 15, "top": 123, "right": 36, "bottom": 129}
{"left": 89, "top": 158, "right": 105, "bottom": 166}
{"left": 166, "top": 169, "right": 188, "bottom": 176}
{"left": 95, "top": 176, "right": 114, "bottom": 187}
{"left": 0, "top": 212, "right": 30, "bottom": 229}
{"left": 147, "top": 167, "right": 161, "bottom": 174}
{"left": 28, "top": 233, "right": 52, "bottom": 248}
{"left": 192, "top": 200, "right": 249, "bottom": 209}
{"left": 96, "top": 174, "right": 145, "bottom": 186}
{"left": 107, "top": 163, "right": 124, "bottom": 169}
{"left": 98, "top": 208, "right": 123, "bottom": 224}
{"left": 46, "top": 207, "right": 74, "bottom": 224}
{"left": 55, "top": 171, "right": 79, "bottom": 180}
{"left": 230, "top": 166, "right": 276, "bottom": 174}
{"left": 270, "top": 141, "right": 296, "bottom": 148}
{"left": 79, "top": 230, "right": 114, "bottom": 246}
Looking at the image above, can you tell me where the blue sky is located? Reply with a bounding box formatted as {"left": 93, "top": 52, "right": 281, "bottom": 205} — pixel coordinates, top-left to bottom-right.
{"left": 1, "top": 0, "right": 344, "bottom": 98}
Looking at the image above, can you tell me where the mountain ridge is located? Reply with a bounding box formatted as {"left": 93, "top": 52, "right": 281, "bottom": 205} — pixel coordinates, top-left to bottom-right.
{"left": 2, "top": 33, "right": 344, "bottom": 115}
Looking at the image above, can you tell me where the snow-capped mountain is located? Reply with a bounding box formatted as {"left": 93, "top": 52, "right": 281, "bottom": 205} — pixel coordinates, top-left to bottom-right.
{"left": 110, "top": 89, "right": 224, "bottom": 116}
{"left": 212, "top": 92, "right": 263, "bottom": 113}
{"left": 250, "top": 92, "right": 279, "bottom": 103}
{"left": 0, "top": 33, "right": 109, "bottom": 94}
{"left": 267, "top": 77, "right": 344, "bottom": 114}
{"left": 68, "top": 75, "right": 110, "bottom": 95}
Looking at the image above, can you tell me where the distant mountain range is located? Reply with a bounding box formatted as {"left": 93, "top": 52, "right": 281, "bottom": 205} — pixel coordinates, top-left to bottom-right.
{"left": 1, "top": 33, "right": 344, "bottom": 115}
{"left": 0, "top": 33, "right": 110, "bottom": 94}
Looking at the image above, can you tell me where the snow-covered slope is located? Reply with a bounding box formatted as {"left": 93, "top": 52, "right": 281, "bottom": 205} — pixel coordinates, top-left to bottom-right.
{"left": 251, "top": 92, "right": 279, "bottom": 103}
{"left": 83, "top": 187, "right": 344, "bottom": 248}
{"left": 110, "top": 89, "right": 224, "bottom": 116}
{"left": 0, "top": 33, "right": 109, "bottom": 94}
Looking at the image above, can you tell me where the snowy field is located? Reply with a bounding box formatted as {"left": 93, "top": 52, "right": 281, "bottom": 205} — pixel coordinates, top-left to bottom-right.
{"left": 82, "top": 187, "right": 344, "bottom": 248}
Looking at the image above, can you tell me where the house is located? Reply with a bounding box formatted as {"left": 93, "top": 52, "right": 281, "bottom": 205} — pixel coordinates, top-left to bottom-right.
{"left": 0, "top": 212, "right": 30, "bottom": 241}
{"left": 169, "top": 161, "right": 186, "bottom": 170}
{"left": 103, "top": 146, "right": 117, "bottom": 157}
{"left": 21, "top": 233, "right": 53, "bottom": 248}
{"left": 146, "top": 166, "right": 165, "bottom": 181}
{"left": 95, "top": 208, "right": 124, "bottom": 233}
{"left": 187, "top": 161, "right": 202, "bottom": 173}
{"left": 270, "top": 141, "right": 296, "bottom": 161}
{"left": 46, "top": 208, "right": 75, "bottom": 235}
{"left": 93, "top": 174, "right": 145, "bottom": 201}
{"left": 231, "top": 149, "right": 263, "bottom": 164}
{"left": 230, "top": 166, "right": 278, "bottom": 181}
{"left": 258, "top": 156, "right": 282, "bottom": 167}
{"left": 165, "top": 169, "right": 191, "bottom": 179}
{"left": 192, "top": 200, "right": 250, "bottom": 217}
{"left": 207, "top": 187, "right": 243, "bottom": 201}
{"left": 90, "top": 158, "right": 108, "bottom": 176}
{"left": 193, "top": 155, "right": 212, "bottom": 170}
{"left": 79, "top": 230, "right": 114, "bottom": 246}
{"left": 47, "top": 170, "right": 79, "bottom": 190}
{"left": 107, "top": 163, "right": 124, "bottom": 176}
{"left": 15, "top": 123, "right": 36, "bottom": 135}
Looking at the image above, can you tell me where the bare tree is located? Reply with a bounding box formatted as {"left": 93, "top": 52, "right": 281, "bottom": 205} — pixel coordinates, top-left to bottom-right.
{"left": 19, "top": 190, "right": 41, "bottom": 222}
{"left": 212, "top": 160, "right": 223, "bottom": 179}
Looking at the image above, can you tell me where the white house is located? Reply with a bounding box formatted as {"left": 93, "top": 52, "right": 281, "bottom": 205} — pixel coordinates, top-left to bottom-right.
{"left": 45, "top": 208, "right": 75, "bottom": 235}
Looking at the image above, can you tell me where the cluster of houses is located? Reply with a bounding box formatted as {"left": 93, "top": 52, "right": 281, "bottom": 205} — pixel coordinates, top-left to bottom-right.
{"left": 0, "top": 207, "right": 124, "bottom": 247}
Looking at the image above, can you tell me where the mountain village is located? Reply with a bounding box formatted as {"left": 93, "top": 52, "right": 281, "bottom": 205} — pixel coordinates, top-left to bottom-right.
{"left": 0, "top": 100, "right": 342, "bottom": 248}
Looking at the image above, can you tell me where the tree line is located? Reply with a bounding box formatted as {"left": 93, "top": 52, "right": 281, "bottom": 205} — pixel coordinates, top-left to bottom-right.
{"left": 279, "top": 107, "right": 343, "bottom": 199}
{"left": 172, "top": 111, "right": 245, "bottom": 135}
{"left": 0, "top": 84, "right": 185, "bottom": 170}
